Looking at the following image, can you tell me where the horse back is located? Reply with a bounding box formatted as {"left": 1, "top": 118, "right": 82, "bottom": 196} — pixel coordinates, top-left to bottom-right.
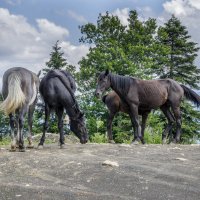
{"left": 104, "top": 91, "right": 129, "bottom": 114}
{"left": 1, "top": 67, "right": 39, "bottom": 115}
{"left": 39, "top": 71, "right": 75, "bottom": 108}
{"left": 127, "top": 79, "right": 170, "bottom": 109}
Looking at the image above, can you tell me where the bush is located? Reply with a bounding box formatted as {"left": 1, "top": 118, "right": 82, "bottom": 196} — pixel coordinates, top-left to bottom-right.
{"left": 90, "top": 132, "right": 107, "bottom": 143}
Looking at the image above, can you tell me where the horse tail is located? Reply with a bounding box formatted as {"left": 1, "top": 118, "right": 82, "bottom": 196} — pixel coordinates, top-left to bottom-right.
{"left": 0, "top": 73, "right": 26, "bottom": 115}
{"left": 102, "top": 94, "right": 108, "bottom": 104}
{"left": 180, "top": 84, "right": 200, "bottom": 107}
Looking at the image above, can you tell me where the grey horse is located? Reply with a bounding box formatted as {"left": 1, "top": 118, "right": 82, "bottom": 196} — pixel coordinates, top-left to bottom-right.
{"left": 0, "top": 67, "right": 40, "bottom": 151}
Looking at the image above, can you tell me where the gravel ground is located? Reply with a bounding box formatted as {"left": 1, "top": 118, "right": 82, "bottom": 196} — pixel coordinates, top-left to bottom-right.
{"left": 0, "top": 143, "right": 200, "bottom": 200}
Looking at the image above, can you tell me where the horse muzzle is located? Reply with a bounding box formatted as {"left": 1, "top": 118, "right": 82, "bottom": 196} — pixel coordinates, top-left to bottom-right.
{"left": 80, "top": 138, "right": 88, "bottom": 144}
{"left": 95, "top": 90, "right": 102, "bottom": 98}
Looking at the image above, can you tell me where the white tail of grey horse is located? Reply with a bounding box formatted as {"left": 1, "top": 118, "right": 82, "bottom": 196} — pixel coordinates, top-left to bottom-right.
{"left": 0, "top": 73, "right": 26, "bottom": 115}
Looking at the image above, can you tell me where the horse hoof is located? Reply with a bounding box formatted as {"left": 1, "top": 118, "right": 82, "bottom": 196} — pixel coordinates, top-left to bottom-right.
{"left": 169, "top": 141, "right": 176, "bottom": 145}
{"left": 27, "top": 144, "right": 34, "bottom": 148}
{"left": 18, "top": 148, "right": 26, "bottom": 152}
{"left": 60, "top": 144, "right": 66, "bottom": 149}
{"left": 37, "top": 145, "right": 44, "bottom": 150}
{"left": 108, "top": 140, "right": 115, "bottom": 144}
{"left": 131, "top": 140, "right": 140, "bottom": 145}
{"left": 162, "top": 138, "right": 167, "bottom": 145}
{"left": 9, "top": 147, "right": 16, "bottom": 152}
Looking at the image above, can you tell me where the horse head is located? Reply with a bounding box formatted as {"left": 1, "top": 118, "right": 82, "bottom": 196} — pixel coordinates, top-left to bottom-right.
{"left": 95, "top": 69, "right": 110, "bottom": 98}
{"left": 70, "top": 112, "right": 88, "bottom": 144}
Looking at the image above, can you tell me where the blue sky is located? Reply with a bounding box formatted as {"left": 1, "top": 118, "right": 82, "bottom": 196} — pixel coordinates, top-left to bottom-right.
{"left": 0, "top": 0, "right": 200, "bottom": 90}
{"left": 0, "top": 0, "right": 166, "bottom": 44}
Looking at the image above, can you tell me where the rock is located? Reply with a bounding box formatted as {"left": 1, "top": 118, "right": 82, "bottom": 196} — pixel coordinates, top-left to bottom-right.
{"left": 102, "top": 160, "right": 119, "bottom": 167}
{"left": 175, "top": 157, "right": 188, "bottom": 161}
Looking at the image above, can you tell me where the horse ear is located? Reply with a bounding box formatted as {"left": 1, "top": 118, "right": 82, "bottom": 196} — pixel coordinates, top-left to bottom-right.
{"left": 105, "top": 69, "right": 109, "bottom": 76}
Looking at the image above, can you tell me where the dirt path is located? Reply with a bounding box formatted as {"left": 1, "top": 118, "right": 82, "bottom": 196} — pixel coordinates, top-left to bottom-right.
{"left": 0, "top": 143, "right": 200, "bottom": 200}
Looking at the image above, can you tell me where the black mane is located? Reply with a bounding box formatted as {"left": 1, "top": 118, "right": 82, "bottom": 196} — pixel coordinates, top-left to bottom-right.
{"left": 109, "top": 73, "right": 131, "bottom": 96}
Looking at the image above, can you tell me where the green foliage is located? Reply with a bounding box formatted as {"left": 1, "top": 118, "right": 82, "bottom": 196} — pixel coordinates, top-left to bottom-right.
{"left": 90, "top": 132, "right": 107, "bottom": 143}
{"left": 155, "top": 15, "right": 200, "bottom": 86}
{"left": 144, "top": 128, "right": 162, "bottom": 144}
{"left": 0, "top": 136, "right": 10, "bottom": 145}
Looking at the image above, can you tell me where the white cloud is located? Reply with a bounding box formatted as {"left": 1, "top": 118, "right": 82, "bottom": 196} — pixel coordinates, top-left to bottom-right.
{"left": 67, "top": 10, "right": 87, "bottom": 23}
{"left": 163, "top": 0, "right": 194, "bottom": 16}
{"left": 0, "top": 8, "right": 89, "bottom": 92}
{"left": 188, "top": 0, "right": 200, "bottom": 10}
{"left": 112, "top": 8, "right": 129, "bottom": 26}
{"left": 36, "top": 18, "right": 69, "bottom": 40}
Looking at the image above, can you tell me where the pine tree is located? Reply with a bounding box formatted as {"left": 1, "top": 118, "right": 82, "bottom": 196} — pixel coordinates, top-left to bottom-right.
{"left": 155, "top": 15, "right": 200, "bottom": 86}
{"left": 154, "top": 15, "right": 200, "bottom": 143}
{"left": 43, "top": 40, "right": 76, "bottom": 75}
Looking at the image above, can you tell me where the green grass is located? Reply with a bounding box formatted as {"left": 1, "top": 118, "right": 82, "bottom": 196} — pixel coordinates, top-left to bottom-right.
{"left": 90, "top": 132, "right": 107, "bottom": 143}
{"left": 0, "top": 137, "right": 11, "bottom": 146}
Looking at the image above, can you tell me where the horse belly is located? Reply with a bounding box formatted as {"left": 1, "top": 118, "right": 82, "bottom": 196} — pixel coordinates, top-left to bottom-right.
{"left": 139, "top": 88, "right": 168, "bottom": 109}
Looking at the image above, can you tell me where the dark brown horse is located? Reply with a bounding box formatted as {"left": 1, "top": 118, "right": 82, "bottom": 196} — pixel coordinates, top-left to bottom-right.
{"left": 95, "top": 70, "right": 200, "bottom": 144}
{"left": 102, "top": 91, "right": 150, "bottom": 143}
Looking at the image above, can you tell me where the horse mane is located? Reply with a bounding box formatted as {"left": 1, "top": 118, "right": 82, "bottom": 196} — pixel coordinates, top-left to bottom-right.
{"left": 109, "top": 74, "right": 131, "bottom": 96}
{"left": 60, "top": 70, "right": 76, "bottom": 93}
{"left": 45, "top": 70, "right": 80, "bottom": 115}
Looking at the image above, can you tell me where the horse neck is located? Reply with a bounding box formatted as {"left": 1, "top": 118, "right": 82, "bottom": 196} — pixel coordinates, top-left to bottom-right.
{"left": 109, "top": 74, "right": 125, "bottom": 96}
{"left": 67, "top": 98, "right": 81, "bottom": 120}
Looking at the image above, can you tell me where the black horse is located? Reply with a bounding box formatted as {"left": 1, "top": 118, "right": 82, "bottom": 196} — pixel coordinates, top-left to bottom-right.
{"left": 0, "top": 67, "right": 40, "bottom": 151}
{"left": 95, "top": 70, "right": 200, "bottom": 144}
{"left": 102, "top": 91, "right": 150, "bottom": 143}
{"left": 38, "top": 69, "right": 88, "bottom": 148}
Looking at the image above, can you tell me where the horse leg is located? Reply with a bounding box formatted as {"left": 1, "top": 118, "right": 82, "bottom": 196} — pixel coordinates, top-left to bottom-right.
{"left": 160, "top": 105, "right": 175, "bottom": 144}
{"left": 18, "top": 105, "right": 29, "bottom": 152}
{"left": 140, "top": 112, "right": 149, "bottom": 144}
{"left": 171, "top": 106, "right": 182, "bottom": 143}
{"left": 38, "top": 105, "right": 50, "bottom": 148}
{"left": 56, "top": 107, "right": 65, "bottom": 148}
{"left": 9, "top": 114, "right": 17, "bottom": 151}
{"left": 107, "top": 111, "right": 116, "bottom": 144}
{"left": 129, "top": 104, "right": 142, "bottom": 144}
{"left": 27, "top": 101, "right": 36, "bottom": 148}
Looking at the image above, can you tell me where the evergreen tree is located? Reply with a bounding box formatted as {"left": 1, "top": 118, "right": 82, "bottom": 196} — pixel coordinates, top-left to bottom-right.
{"left": 154, "top": 15, "right": 200, "bottom": 143}
{"left": 43, "top": 40, "right": 76, "bottom": 75}
{"left": 155, "top": 15, "right": 200, "bottom": 86}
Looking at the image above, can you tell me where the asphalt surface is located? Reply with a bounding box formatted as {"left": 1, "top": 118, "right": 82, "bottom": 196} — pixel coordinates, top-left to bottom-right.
{"left": 0, "top": 143, "right": 200, "bottom": 200}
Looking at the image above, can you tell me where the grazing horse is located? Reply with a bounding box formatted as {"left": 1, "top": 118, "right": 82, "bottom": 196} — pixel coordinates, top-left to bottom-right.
{"left": 102, "top": 91, "right": 150, "bottom": 143}
{"left": 95, "top": 70, "right": 200, "bottom": 144}
{"left": 38, "top": 69, "right": 88, "bottom": 148}
{"left": 0, "top": 67, "right": 40, "bottom": 151}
